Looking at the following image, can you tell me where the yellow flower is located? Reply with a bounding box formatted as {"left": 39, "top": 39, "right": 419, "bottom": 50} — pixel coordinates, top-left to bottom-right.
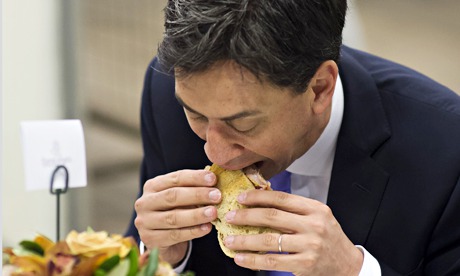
{"left": 65, "top": 230, "right": 132, "bottom": 258}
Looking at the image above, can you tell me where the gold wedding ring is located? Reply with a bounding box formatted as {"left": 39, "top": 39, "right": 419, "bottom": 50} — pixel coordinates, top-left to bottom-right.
{"left": 278, "top": 234, "right": 284, "bottom": 253}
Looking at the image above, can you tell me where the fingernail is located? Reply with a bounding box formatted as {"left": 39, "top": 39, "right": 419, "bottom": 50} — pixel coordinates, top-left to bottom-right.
{"left": 209, "top": 189, "right": 221, "bottom": 201}
{"left": 237, "top": 192, "right": 247, "bottom": 203}
{"left": 225, "top": 210, "right": 236, "bottom": 221}
{"left": 204, "top": 173, "right": 215, "bottom": 184}
{"left": 225, "top": 236, "right": 234, "bottom": 245}
{"left": 204, "top": 207, "right": 214, "bottom": 217}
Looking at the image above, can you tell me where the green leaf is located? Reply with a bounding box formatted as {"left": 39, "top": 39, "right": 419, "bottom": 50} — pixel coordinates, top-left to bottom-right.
{"left": 144, "top": 248, "right": 159, "bottom": 276}
{"left": 19, "top": 240, "right": 44, "bottom": 256}
{"left": 127, "top": 248, "right": 139, "bottom": 276}
{"left": 98, "top": 255, "right": 120, "bottom": 272}
{"left": 86, "top": 226, "right": 95, "bottom": 233}
{"left": 179, "top": 271, "right": 196, "bottom": 276}
{"left": 93, "top": 269, "right": 106, "bottom": 276}
{"left": 136, "top": 265, "right": 146, "bottom": 276}
{"left": 106, "top": 259, "right": 130, "bottom": 276}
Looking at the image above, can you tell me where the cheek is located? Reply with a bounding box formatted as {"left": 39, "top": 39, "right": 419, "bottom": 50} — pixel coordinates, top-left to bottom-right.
{"left": 250, "top": 118, "right": 310, "bottom": 160}
{"left": 244, "top": 132, "right": 292, "bottom": 158}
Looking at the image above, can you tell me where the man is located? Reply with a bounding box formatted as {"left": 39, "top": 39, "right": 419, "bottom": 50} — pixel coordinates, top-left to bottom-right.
{"left": 127, "top": 0, "right": 460, "bottom": 275}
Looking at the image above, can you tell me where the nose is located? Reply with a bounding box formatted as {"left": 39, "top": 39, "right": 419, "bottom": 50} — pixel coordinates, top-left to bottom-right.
{"left": 204, "top": 124, "right": 245, "bottom": 167}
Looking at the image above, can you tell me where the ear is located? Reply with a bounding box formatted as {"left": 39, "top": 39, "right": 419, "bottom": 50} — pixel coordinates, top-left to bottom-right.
{"left": 309, "top": 60, "right": 338, "bottom": 115}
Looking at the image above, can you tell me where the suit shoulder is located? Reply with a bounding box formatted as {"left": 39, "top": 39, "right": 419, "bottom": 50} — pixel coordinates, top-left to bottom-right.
{"left": 341, "top": 46, "right": 460, "bottom": 117}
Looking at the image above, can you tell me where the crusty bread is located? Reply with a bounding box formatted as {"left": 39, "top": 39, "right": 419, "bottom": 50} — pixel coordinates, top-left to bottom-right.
{"left": 207, "top": 164, "right": 279, "bottom": 258}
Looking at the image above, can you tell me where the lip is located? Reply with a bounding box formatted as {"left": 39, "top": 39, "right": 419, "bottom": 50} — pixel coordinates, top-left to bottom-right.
{"left": 218, "top": 161, "right": 263, "bottom": 171}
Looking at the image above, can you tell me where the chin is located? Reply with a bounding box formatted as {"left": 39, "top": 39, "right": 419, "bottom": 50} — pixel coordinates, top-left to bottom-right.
{"left": 255, "top": 161, "right": 280, "bottom": 180}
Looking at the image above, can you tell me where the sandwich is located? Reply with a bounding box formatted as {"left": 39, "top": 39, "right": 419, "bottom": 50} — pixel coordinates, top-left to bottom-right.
{"left": 206, "top": 163, "right": 280, "bottom": 258}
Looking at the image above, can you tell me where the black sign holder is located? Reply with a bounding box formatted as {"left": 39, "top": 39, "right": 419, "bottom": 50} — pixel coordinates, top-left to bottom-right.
{"left": 49, "top": 165, "right": 69, "bottom": 241}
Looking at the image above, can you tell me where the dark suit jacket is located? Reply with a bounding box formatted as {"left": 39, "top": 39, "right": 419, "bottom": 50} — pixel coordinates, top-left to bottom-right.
{"left": 126, "top": 46, "right": 460, "bottom": 275}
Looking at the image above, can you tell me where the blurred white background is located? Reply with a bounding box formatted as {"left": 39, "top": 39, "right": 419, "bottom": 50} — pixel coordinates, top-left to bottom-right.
{"left": 2, "top": 0, "right": 459, "bottom": 247}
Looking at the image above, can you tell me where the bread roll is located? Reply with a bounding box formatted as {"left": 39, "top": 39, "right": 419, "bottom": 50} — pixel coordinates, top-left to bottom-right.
{"left": 206, "top": 164, "right": 279, "bottom": 258}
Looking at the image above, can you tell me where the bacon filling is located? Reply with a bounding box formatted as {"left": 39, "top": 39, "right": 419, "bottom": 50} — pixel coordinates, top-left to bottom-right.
{"left": 243, "top": 166, "right": 271, "bottom": 190}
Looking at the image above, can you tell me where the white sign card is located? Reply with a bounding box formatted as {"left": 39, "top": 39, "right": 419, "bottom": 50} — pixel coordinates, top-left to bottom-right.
{"left": 21, "top": 120, "right": 87, "bottom": 191}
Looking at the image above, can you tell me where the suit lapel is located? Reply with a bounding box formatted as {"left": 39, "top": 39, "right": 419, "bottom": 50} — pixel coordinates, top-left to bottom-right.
{"left": 328, "top": 135, "right": 389, "bottom": 245}
{"left": 327, "top": 47, "right": 391, "bottom": 245}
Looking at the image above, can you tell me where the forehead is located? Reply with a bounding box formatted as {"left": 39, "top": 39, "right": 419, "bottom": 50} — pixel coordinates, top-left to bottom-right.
{"left": 175, "top": 61, "right": 270, "bottom": 109}
{"left": 176, "top": 61, "right": 262, "bottom": 92}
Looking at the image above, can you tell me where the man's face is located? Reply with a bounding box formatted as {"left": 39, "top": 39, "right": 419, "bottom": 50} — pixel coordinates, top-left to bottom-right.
{"left": 175, "top": 61, "right": 327, "bottom": 179}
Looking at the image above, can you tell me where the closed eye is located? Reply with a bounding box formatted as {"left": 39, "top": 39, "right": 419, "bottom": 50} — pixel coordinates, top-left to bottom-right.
{"left": 225, "top": 120, "right": 258, "bottom": 134}
{"left": 190, "top": 114, "right": 208, "bottom": 122}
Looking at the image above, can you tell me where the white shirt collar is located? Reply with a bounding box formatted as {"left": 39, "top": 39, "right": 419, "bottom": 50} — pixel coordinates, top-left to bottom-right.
{"left": 286, "top": 74, "right": 344, "bottom": 176}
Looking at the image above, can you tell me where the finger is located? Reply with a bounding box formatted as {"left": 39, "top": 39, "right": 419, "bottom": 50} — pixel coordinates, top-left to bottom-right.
{"left": 138, "top": 187, "right": 222, "bottom": 210}
{"left": 223, "top": 233, "right": 284, "bottom": 253}
{"left": 140, "top": 223, "right": 213, "bottom": 249}
{"left": 135, "top": 205, "right": 218, "bottom": 230}
{"left": 224, "top": 233, "right": 315, "bottom": 255}
{"left": 225, "top": 207, "right": 300, "bottom": 233}
{"left": 156, "top": 206, "right": 219, "bottom": 229}
{"left": 233, "top": 252, "right": 300, "bottom": 273}
{"left": 238, "top": 189, "right": 325, "bottom": 215}
{"left": 144, "top": 169, "right": 216, "bottom": 193}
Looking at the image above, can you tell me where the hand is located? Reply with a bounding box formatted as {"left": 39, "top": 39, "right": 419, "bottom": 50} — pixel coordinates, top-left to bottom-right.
{"left": 222, "top": 190, "right": 364, "bottom": 275}
{"left": 134, "top": 169, "right": 221, "bottom": 265}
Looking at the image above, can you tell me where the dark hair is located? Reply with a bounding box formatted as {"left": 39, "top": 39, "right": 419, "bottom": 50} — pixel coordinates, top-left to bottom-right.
{"left": 158, "top": 0, "right": 347, "bottom": 93}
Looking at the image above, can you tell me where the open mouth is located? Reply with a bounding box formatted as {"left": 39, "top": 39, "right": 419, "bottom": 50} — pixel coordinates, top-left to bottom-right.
{"left": 219, "top": 161, "right": 265, "bottom": 173}
{"left": 243, "top": 161, "right": 263, "bottom": 172}
{"left": 254, "top": 161, "right": 264, "bottom": 170}
{"left": 243, "top": 161, "right": 270, "bottom": 189}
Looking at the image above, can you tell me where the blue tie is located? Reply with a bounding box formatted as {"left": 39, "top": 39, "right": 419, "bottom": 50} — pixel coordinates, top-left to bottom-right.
{"left": 269, "top": 170, "right": 291, "bottom": 193}
{"left": 266, "top": 171, "right": 293, "bottom": 276}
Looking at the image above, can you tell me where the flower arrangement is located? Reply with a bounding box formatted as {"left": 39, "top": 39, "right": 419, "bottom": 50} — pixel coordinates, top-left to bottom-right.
{"left": 2, "top": 228, "right": 193, "bottom": 276}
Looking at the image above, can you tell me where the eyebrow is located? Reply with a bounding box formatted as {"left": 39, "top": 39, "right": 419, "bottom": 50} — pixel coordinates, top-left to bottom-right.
{"left": 175, "top": 93, "right": 262, "bottom": 121}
